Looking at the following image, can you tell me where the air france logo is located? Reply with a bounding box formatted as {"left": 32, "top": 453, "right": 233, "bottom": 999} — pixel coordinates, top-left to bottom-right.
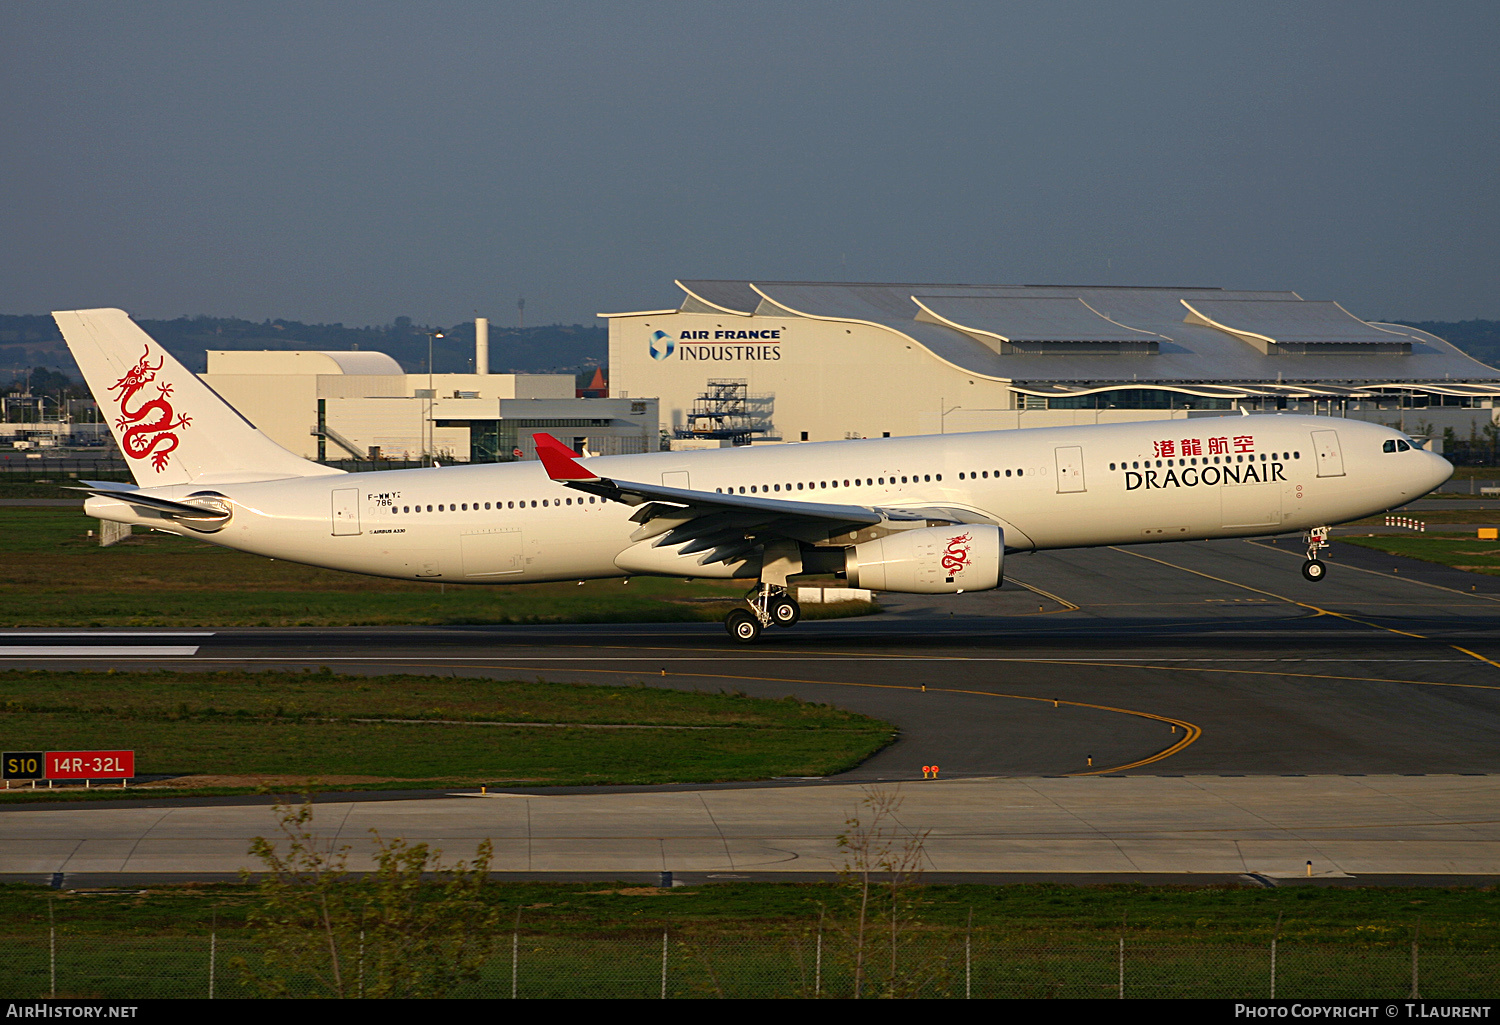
{"left": 649, "top": 330, "right": 676, "bottom": 361}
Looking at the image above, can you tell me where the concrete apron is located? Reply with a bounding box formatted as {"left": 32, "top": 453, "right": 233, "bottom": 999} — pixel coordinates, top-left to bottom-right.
{"left": 3, "top": 774, "right": 1498, "bottom": 882}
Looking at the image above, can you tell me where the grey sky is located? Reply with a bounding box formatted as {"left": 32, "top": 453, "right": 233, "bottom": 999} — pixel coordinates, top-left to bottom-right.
{"left": 3, "top": 1, "right": 1497, "bottom": 327}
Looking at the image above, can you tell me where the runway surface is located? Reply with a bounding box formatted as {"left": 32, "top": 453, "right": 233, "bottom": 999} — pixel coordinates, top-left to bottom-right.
{"left": 4, "top": 536, "right": 1500, "bottom": 882}
{"left": 5, "top": 536, "right": 1498, "bottom": 778}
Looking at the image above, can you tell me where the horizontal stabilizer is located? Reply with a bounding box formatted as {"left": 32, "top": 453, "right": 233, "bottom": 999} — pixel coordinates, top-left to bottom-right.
{"left": 68, "top": 483, "right": 231, "bottom": 523}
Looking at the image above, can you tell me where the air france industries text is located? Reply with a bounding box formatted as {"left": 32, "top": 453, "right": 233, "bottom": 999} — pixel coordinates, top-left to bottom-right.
{"left": 677, "top": 345, "right": 781, "bottom": 361}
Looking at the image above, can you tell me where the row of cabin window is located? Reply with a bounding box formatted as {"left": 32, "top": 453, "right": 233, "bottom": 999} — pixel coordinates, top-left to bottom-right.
{"left": 1109, "top": 452, "right": 1300, "bottom": 471}
{"left": 957, "top": 470, "right": 1025, "bottom": 479}
{"left": 715, "top": 475, "right": 941, "bottom": 495}
{"left": 393, "top": 497, "right": 600, "bottom": 514}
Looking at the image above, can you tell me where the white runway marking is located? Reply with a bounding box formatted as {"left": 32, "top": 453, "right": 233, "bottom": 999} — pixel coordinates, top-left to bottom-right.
{"left": 0, "top": 632, "right": 212, "bottom": 658}
{"left": 8, "top": 654, "right": 1477, "bottom": 664}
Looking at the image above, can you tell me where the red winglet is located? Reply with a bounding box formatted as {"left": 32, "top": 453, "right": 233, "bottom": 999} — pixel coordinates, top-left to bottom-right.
{"left": 532, "top": 432, "right": 599, "bottom": 482}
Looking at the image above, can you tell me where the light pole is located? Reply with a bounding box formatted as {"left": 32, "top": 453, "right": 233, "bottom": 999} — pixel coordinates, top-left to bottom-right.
{"left": 426, "top": 331, "right": 444, "bottom": 465}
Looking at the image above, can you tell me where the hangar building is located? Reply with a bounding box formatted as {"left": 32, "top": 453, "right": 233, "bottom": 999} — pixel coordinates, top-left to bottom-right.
{"left": 605, "top": 280, "right": 1500, "bottom": 448}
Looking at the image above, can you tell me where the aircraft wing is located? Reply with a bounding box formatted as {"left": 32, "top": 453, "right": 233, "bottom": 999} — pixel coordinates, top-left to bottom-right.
{"left": 531, "top": 433, "right": 988, "bottom": 566}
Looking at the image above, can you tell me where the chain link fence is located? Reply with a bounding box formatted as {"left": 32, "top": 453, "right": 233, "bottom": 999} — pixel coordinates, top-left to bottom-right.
{"left": 3, "top": 924, "right": 1496, "bottom": 999}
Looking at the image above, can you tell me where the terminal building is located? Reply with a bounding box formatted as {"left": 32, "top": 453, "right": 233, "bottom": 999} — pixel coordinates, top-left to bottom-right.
{"left": 605, "top": 280, "right": 1500, "bottom": 449}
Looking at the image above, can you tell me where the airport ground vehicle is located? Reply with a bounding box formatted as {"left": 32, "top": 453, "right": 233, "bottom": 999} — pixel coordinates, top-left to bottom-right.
{"left": 57, "top": 309, "right": 1451, "bottom": 642}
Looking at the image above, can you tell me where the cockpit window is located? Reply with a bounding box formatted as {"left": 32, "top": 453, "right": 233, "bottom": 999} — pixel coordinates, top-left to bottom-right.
{"left": 1383, "top": 440, "right": 1397, "bottom": 453}
{"left": 1397, "top": 440, "right": 1411, "bottom": 452}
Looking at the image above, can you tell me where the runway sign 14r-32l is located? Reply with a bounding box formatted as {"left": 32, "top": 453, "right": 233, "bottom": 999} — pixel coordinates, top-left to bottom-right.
{"left": 2, "top": 751, "right": 135, "bottom": 780}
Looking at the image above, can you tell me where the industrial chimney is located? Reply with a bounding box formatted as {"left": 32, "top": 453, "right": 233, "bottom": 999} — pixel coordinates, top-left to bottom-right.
{"left": 475, "top": 316, "right": 489, "bottom": 375}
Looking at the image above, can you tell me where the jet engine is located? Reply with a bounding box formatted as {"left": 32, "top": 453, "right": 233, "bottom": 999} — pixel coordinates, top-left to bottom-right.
{"left": 844, "top": 524, "right": 1002, "bottom": 594}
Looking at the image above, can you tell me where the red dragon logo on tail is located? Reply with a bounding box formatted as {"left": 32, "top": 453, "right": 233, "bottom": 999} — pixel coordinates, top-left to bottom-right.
{"left": 941, "top": 532, "right": 973, "bottom": 575}
{"left": 109, "top": 345, "right": 191, "bottom": 472}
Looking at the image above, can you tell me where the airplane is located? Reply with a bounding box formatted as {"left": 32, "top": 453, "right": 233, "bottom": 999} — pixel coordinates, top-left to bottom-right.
{"left": 55, "top": 308, "right": 1453, "bottom": 643}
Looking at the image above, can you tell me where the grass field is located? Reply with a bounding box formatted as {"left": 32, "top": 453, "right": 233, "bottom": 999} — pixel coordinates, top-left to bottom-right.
{"left": 3, "top": 881, "right": 1497, "bottom": 998}
{"left": 0, "top": 507, "right": 877, "bottom": 626}
{"left": 7, "top": 879, "right": 1497, "bottom": 943}
{"left": 0, "top": 670, "right": 895, "bottom": 797}
{"left": 1339, "top": 532, "right": 1500, "bottom": 575}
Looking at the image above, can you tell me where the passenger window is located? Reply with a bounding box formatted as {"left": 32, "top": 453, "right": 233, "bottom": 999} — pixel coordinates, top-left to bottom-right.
{"left": 1017, "top": 469, "right": 1024, "bottom": 477}
{"left": 426, "top": 505, "right": 433, "bottom": 512}
{"left": 797, "top": 483, "right": 804, "bottom": 490}
{"left": 1005, "top": 470, "right": 1012, "bottom": 477}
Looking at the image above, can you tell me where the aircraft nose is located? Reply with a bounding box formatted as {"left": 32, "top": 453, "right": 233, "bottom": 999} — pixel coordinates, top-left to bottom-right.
{"left": 1426, "top": 450, "right": 1454, "bottom": 491}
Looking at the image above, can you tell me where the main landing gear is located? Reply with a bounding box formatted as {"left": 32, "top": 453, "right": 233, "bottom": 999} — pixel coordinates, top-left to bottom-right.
{"left": 724, "top": 583, "right": 801, "bottom": 643}
{"left": 1301, "top": 526, "right": 1330, "bottom": 582}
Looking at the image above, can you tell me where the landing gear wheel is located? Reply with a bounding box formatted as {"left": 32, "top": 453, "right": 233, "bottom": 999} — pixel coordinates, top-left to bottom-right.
{"left": 1302, "top": 559, "right": 1327, "bottom": 582}
{"left": 725, "top": 608, "right": 762, "bottom": 643}
{"left": 769, "top": 596, "right": 801, "bottom": 628}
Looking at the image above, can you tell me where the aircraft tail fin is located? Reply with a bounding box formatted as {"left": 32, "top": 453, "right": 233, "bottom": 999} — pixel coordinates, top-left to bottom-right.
{"left": 53, "top": 308, "right": 343, "bottom": 486}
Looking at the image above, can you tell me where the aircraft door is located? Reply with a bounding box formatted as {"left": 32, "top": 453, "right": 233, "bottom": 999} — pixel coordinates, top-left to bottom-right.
{"left": 1311, "top": 430, "right": 1346, "bottom": 477}
{"left": 662, "top": 471, "right": 691, "bottom": 489}
{"left": 1054, "top": 446, "right": 1086, "bottom": 493}
{"left": 460, "top": 528, "right": 524, "bottom": 577}
{"left": 331, "top": 488, "right": 361, "bottom": 535}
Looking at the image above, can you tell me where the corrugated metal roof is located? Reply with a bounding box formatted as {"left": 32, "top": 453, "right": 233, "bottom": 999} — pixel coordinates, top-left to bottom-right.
{"left": 1185, "top": 299, "right": 1410, "bottom": 345}
{"left": 657, "top": 280, "right": 1500, "bottom": 385}
{"left": 913, "top": 296, "right": 1161, "bottom": 343}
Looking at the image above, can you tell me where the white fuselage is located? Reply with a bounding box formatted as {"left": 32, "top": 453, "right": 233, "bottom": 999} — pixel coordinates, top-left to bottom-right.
{"left": 85, "top": 415, "right": 1450, "bottom": 585}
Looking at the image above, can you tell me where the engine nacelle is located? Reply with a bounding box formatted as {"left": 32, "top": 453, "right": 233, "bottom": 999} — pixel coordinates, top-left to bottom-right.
{"left": 845, "top": 524, "right": 1002, "bottom": 594}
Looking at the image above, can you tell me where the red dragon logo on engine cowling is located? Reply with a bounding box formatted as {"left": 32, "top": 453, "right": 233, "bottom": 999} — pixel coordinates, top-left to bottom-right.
{"left": 109, "top": 345, "right": 192, "bottom": 472}
{"left": 941, "top": 532, "right": 973, "bottom": 575}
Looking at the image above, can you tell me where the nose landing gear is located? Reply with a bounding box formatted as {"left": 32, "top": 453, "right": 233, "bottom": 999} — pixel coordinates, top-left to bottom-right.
{"left": 1302, "top": 526, "right": 1330, "bottom": 582}
{"left": 724, "top": 583, "right": 801, "bottom": 642}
